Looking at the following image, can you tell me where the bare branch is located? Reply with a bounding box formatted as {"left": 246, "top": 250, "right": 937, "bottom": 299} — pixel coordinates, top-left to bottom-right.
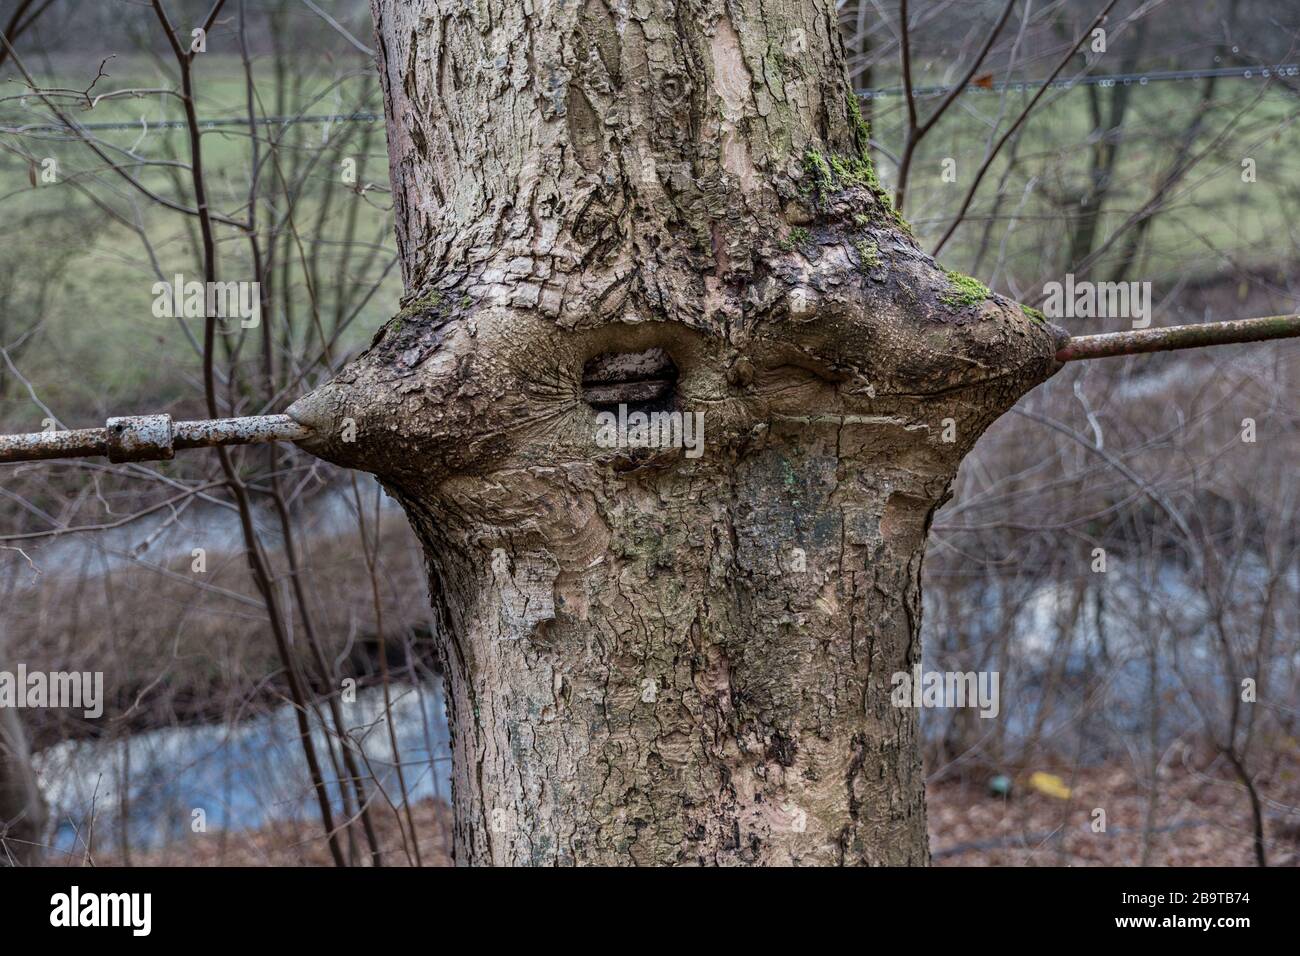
{"left": 932, "top": 0, "right": 1122, "bottom": 256}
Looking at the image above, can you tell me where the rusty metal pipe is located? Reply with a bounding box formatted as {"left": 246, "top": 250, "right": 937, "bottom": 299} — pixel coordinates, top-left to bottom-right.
{"left": 0, "top": 427, "right": 110, "bottom": 464}
{"left": 0, "top": 414, "right": 312, "bottom": 465}
{"left": 3, "top": 312, "right": 1298, "bottom": 465}
{"left": 1054, "top": 313, "right": 1300, "bottom": 363}
{"left": 172, "top": 415, "right": 313, "bottom": 451}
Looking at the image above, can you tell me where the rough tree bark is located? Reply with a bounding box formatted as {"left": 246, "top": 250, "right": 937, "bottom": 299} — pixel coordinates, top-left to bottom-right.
{"left": 289, "top": 0, "right": 1065, "bottom": 865}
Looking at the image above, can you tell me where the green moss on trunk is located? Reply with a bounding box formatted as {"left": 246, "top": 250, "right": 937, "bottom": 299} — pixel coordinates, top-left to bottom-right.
{"left": 940, "top": 269, "right": 991, "bottom": 307}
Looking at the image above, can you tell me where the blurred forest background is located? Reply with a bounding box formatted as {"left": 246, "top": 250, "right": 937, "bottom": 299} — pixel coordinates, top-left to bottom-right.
{"left": 0, "top": 0, "right": 1296, "bottom": 866}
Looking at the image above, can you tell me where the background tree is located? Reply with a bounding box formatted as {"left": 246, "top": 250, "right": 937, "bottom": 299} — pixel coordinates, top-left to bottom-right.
{"left": 0, "top": 698, "right": 46, "bottom": 865}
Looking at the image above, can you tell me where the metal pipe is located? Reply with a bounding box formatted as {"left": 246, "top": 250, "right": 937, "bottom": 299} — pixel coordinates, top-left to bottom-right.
{"left": 0, "top": 427, "right": 110, "bottom": 464}
{"left": 0, "top": 414, "right": 311, "bottom": 465}
{"left": 2, "top": 312, "right": 1298, "bottom": 465}
{"left": 1054, "top": 314, "right": 1300, "bottom": 363}
{"left": 172, "top": 415, "right": 313, "bottom": 450}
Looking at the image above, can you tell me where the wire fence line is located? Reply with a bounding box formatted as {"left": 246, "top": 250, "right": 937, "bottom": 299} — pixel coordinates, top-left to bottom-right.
{"left": 2, "top": 111, "right": 383, "bottom": 134}
{"left": 2, "top": 64, "right": 1294, "bottom": 135}
{"left": 857, "top": 63, "right": 1299, "bottom": 99}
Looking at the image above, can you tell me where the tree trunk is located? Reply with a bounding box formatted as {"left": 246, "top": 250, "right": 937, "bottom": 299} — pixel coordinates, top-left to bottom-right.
{"left": 0, "top": 698, "right": 46, "bottom": 865}
{"left": 289, "top": 0, "right": 1064, "bottom": 865}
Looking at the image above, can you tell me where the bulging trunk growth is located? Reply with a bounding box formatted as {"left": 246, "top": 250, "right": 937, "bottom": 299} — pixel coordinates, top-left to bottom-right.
{"left": 289, "top": 0, "right": 1064, "bottom": 864}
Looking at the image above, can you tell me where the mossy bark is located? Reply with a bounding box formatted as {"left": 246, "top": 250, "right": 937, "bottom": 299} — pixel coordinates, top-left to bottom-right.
{"left": 290, "top": 0, "right": 1065, "bottom": 865}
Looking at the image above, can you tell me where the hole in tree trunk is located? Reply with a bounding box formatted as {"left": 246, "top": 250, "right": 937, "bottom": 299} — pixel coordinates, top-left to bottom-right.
{"left": 581, "top": 348, "right": 679, "bottom": 415}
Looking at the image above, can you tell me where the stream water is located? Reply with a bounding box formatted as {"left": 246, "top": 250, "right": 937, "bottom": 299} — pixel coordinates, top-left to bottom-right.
{"left": 35, "top": 680, "right": 451, "bottom": 854}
